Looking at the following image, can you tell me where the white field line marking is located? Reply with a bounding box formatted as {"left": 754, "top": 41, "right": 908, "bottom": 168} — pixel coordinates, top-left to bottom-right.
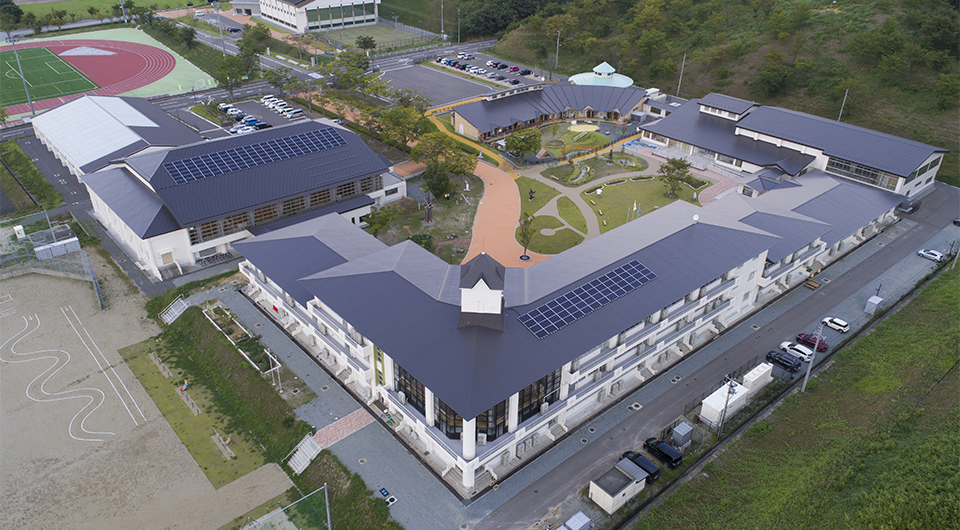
{"left": 2, "top": 315, "right": 114, "bottom": 441}
{"left": 65, "top": 305, "right": 147, "bottom": 423}
{"left": 61, "top": 306, "right": 142, "bottom": 425}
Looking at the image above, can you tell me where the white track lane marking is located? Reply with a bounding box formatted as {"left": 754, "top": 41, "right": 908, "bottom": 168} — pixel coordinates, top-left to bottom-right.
{"left": 2, "top": 315, "right": 115, "bottom": 442}
{"left": 61, "top": 306, "right": 141, "bottom": 426}
{"left": 64, "top": 305, "right": 146, "bottom": 423}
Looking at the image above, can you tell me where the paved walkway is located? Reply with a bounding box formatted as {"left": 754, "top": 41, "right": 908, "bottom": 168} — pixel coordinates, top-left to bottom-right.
{"left": 312, "top": 408, "right": 375, "bottom": 448}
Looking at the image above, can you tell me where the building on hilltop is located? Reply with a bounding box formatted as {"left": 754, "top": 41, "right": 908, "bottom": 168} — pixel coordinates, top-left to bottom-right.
{"left": 258, "top": 0, "right": 380, "bottom": 34}
{"left": 81, "top": 119, "right": 405, "bottom": 281}
{"left": 569, "top": 62, "right": 635, "bottom": 88}
{"left": 234, "top": 167, "right": 903, "bottom": 496}
{"left": 31, "top": 95, "right": 202, "bottom": 179}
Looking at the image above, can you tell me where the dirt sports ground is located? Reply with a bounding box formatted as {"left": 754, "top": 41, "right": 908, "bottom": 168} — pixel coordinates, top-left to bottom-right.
{"left": 0, "top": 256, "right": 291, "bottom": 529}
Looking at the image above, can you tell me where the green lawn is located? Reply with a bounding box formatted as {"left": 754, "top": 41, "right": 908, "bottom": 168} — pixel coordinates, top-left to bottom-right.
{"left": 20, "top": 0, "right": 206, "bottom": 19}
{"left": 515, "top": 176, "right": 559, "bottom": 216}
{"left": 119, "top": 339, "right": 267, "bottom": 489}
{"left": 584, "top": 177, "right": 700, "bottom": 233}
{"left": 635, "top": 267, "right": 960, "bottom": 530}
{"left": 542, "top": 126, "right": 612, "bottom": 158}
{"left": 517, "top": 215, "right": 584, "bottom": 255}
{"left": 556, "top": 196, "right": 587, "bottom": 234}
{"left": 0, "top": 161, "right": 40, "bottom": 218}
{"left": 0, "top": 141, "right": 63, "bottom": 210}
{"left": 0, "top": 47, "right": 98, "bottom": 107}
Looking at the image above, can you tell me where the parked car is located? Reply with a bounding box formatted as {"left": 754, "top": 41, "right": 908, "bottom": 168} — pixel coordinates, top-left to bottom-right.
{"left": 254, "top": 122, "right": 273, "bottom": 130}
{"left": 509, "top": 79, "right": 521, "bottom": 85}
{"left": 486, "top": 72, "right": 499, "bottom": 78}
{"left": 918, "top": 249, "right": 944, "bottom": 262}
{"left": 796, "top": 333, "right": 829, "bottom": 352}
{"left": 519, "top": 68, "right": 532, "bottom": 75}
{"left": 236, "top": 126, "right": 255, "bottom": 135}
{"left": 462, "top": 53, "right": 475, "bottom": 59}
{"left": 260, "top": 95, "right": 276, "bottom": 103}
{"left": 234, "top": 113, "right": 249, "bottom": 122}
{"left": 274, "top": 103, "right": 292, "bottom": 113}
{"left": 780, "top": 341, "right": 813, "bottom": 362}
{"left": 766, "top": 350, "right": 802, "bottom": 372}
{"left": 495, "top": 75, "right": 506, "bottom": 81}
{"left": 227, "top": 27, "right": 242, "bottom": 33}
{"left": 457, "top": 52, "right": 467, "bottom": 58}
{"left": 643, "top": 437, "right": 683, "bottom": 469}
{"left": 486, "top": 60, "right": 499, "bottom": 67}
{"left": 228, "top": 124, "right": 245, "bottom": 133}
{"left": 621, "top": 451, "right": 660, "bottom": 483}
{"left": 822, "top": 317, "right": 849, "bottom": 333}
{"left": 217, "top": 102, "right": 233, "bottom": 111}
{"left": 497, "top": 63, "right": 509, "bottom": 70}
{"left": 436, "top": 56, "right": 443, "bottom": 63}
{"left": 285, "top": 109, "right": 304, "bottom": 119}
{"left": 954, "top": 218, "right": 960, "bottom": 226}
{"left": 508, "top": 65, "right": 520, "bottom": 72}
{"left": 226, "top": 107, "right": 243, "bottom": 116}
{"left": 242, "top": 115, "right": 259, "bottom": 124}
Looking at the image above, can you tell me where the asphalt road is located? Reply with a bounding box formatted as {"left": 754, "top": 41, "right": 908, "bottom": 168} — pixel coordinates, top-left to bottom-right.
{"left": 475, "top": 182, "right": 959, "bottom": 530}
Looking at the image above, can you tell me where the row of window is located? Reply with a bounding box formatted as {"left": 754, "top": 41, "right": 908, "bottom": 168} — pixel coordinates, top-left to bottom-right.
{"left": 307, "top": 3, "right": 376, "bottom": 23}
{"left": 907, "top": 155, "right": 942, "bottom": 182}
{"left": 826, "top": 157, "right": 900, "bottom": 191}
{"left": 187, "top": 177, "right": 380, "bottom": 245}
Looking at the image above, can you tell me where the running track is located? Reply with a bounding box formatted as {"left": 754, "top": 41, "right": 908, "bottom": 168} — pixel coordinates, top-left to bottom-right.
{"left": 0, "top": 39, "right": 175, "bottom": 116}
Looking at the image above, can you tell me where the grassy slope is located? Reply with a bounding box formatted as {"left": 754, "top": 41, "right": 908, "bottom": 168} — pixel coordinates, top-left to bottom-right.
{"left": 635, "top": 267, "right": 960, "bottom": 530}
{"left": 491, "top": 0, "right": 959, "bottom": 186}
{"left": 0, "top": 141, "right": 63, "bottom": 210}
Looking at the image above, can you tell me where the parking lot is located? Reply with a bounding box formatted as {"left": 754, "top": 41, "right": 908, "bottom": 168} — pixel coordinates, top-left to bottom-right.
{"left": 218, "top": 97, "right": 306, "bottom": 135}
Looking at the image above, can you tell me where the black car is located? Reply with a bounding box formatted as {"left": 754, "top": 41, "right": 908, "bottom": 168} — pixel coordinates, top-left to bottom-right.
{"left": 643, "top": 437, "right": 683, "bottom": 469}
{"left": 621, "top": 451, "right": 660, "bottom": 483}
{"left": 496, "top": 75, "right": 506, "bottom": 81}
{"left": 234, "top": 114, "right": 248, "bottom": 122}
{"left": 497, "top": 63, "right": 509, "bottom": 70}
{"left": 254, "top": 123, "right": 273, "bottom": 130}
{"left": 509, "top": 79, "right": 521, "bottom": 85}
{"left": 766, "top": 350, "right": 802, "bottom": 372}
{"left": 518, "top": 68, "right": 532, "bottom": 75}
{"left": 227, "top": 27, "right": 242, "bottom": 33}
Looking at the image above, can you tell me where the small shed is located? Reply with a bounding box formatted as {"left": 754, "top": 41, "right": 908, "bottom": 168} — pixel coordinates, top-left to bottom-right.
{"left": 699, "top": 380, "right": 749, "bottom": 429}
{"left": 588, "top": 457, "right": 648, "bottom": 514}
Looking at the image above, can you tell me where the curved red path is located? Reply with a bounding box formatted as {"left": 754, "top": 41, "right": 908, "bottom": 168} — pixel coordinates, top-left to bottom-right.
{"left": 0, "top": 39, "right": 175, "bottom": 116}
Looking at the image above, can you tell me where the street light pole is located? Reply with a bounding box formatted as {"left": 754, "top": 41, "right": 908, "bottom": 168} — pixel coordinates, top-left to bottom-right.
{"left": 801, "top": 321, "right": 825, "bottom": 392}
{"left": 393, "top": 14, "right": 399, "bottom": 49}
{"left": 717, "top": 374, "right": 737, "bottom": 438}
{"left": 212, "top": 2, "right": 226, "bottom": 57}
{"left": 6, "top": 36, "right": 35, "bottom": 116}
{"left": 457, "top": 9, "right": 460, "bottom": 44}
{"left": 440, "top": 0, "right": 444, "bottom": 38}
{"left": 555, "top": 30, "right": 560, "bottom": 71}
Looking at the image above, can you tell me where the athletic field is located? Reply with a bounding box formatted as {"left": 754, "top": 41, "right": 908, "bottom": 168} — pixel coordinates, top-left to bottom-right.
{"left": 0, "top": 47, "right": 99, "bottom": 107}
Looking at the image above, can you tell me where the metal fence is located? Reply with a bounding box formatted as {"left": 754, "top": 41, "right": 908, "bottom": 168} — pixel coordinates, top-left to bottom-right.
{"left": 376, "top": 16, "right": 438, "bottom": 41}
{"left": 0, "top": 250, "right": 103, "bottom": 309}
{"left": 682, "top": 355, "right": 761, "bottom": 416}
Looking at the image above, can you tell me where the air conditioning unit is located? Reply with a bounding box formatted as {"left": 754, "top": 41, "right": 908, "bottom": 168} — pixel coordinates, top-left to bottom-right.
{"left": 540, "top": 402, "right": 550, "bottom": 416}
{"left": 477, "top": 433, "right": 487, "bottom": 446}
{"left": 398, "top": 391, "right": 407, "bottom": 404}
{"left": 597, "top": 388, "right": 607, "bottom": 402}
{"left": 612, "top": 381, "right": 623, "bottom": 395}
{"left": 593, "top": 371, "right": 603, "bottom": 382}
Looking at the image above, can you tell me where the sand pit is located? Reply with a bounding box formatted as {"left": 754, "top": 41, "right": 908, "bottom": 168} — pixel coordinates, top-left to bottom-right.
{"left": 568, "top": 123, "right": 599, "bottom": 132}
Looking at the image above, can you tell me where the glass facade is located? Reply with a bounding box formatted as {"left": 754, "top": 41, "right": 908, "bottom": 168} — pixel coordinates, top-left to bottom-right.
{"left": 476, "top": 399, "right": 508, "bottom": 442}
{"left": 435, "top": 398, "right": 463, "bottom": 439}
{"left": 394, "top": 364, "right": 425, "bottom": 416}
{"left": 826, "top": 157, "right": 900, "bottom": 191}
{"left": 519, "top": 368, "right": 561, "bottom": 423}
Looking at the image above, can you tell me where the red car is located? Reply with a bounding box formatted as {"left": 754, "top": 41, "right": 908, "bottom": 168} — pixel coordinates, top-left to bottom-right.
{"left": 796, "top": 333, "right": 829, "bottom": 352}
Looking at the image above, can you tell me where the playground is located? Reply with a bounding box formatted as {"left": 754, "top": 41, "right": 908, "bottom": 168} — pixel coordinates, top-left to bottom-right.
{"left": 0, "top": 28, "right": 214, "bottom": 119}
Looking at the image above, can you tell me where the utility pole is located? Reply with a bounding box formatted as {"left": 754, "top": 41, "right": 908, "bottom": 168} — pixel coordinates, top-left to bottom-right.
{"left": 555, "top": 30, "right": 560, "bottom": 71}
{"left": 6, "top": 36, "right": 35, "bottom": 116}
{"left": 457, "top": 9, "right": 461, "bottom": 44}
{"left": 212, "top": 2, "right": 226, "bottom": 57}
{"left": 837, "top": 88, "right": 849, "bottom": 122}
{"left": 120, "top": 0, "right": 127, "bottom": 23}
{"left": 717, "top": 374, "right": 737, "bottom": 438}
{"left": 801, "top": 321, "right": 825, "bottom": 392}
{"left": 440, "top": 0, "right": 444, "bottom": 39}
{"left": 676, "top": 53, "right": 686, "bottom": 96}
{"left": 393, "top": 14, "right": 399, "bottom": 49}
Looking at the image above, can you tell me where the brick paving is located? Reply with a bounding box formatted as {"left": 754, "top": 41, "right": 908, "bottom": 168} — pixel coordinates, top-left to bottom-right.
{"left": 312, "top": 408, "right": 375, "bottom": 449}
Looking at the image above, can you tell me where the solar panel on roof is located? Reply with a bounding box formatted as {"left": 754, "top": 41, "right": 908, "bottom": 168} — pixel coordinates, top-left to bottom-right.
{"left": 162, "top": 128, "right": 346, "bottom": 185}
{"left": 519, "top": 260, "right": 656, "bottom": 340}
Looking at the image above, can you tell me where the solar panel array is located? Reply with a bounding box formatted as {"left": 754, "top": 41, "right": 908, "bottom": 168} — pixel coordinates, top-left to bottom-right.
{"left": 163, "top": 128, "right": 346, "bottom": 185}
{"left": 518, "top": 260, "right": 656, "bottom": 340}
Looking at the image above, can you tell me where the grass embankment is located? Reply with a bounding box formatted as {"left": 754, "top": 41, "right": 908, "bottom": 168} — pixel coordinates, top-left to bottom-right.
{"left": 0, "top": 140, "right": 63, "bottom": 210}
{"left": 135, "top": 306, "right": 402, "bottom": 529}
{"left": 635, "top": 268, "right": 960, "bottom": 530}
{"left": 585, "top": 177, "right": 700, "bottom": 234}
{"left": 0, "top": 158, "right": 39, "bottom": 217}
{"left": 142, "top": 24, "right": 233, "bottom": 76}
{"left": 21, "top": 0, "right": 196, "bottom": 19}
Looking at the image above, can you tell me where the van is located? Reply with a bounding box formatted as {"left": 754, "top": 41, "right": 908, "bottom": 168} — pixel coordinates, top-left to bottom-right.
{"left": 285, "top": 109, "right": 303, "bottom": 119}
{"left": 194, "top": 10, "right": 204, "bottom": 17}
{"left": 897, "top": 199, "right": 921, "bottom": 214}
{"left": 621, "top": 451, "right": 660, "bottom": 483}
{"left": 644, "top": 437, "right": 683, "bottom": 469}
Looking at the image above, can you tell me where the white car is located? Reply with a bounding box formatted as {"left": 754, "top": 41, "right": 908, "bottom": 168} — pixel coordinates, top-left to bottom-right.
{"left": 486, "top": 72, "right": 499, "bottom": 78}
{"left": 261, "top": 97, "right": 278, "bottom": 106}
{"left": 779, "top": 341, "right": 813, "bottom": 363}
{"left": 265, "top": 99, "right": 283, "bottom": 109}
{"left": 217, "top": 102, "right": 233, "bottom": 111}
{"left": 486, "top": 60, "right": 498, "bottom": 67}
{"left": 260, "top": 95, "right": 275, "bottom": 103}
{"left": 236, "top": 126, "right": 256, "bottom": 134}
{"left": 475, "top": 68, "right": 487, "bottom": 75}
{"left": 822, "top": 317, "right": 849, "bottom": 333}
{"left": 917, "top": 249, "right": 944, "bottom": 262}
{"left": 274, "top": 104, "right": 292, "bottom": 113}
{"left": 228, "top": 124, "right": 245, "bottom": 133}
{"left": 226, "top": 107, "right": 243, "bottom": 116}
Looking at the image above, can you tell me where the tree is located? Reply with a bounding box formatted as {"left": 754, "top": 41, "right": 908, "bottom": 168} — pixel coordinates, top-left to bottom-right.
{"left": 423, "top": 161, "right": 455, "bottom": 199}
{"left": 362, "top": 204, "right": 397, "bottom": 237}
{"left": 0, "top": 0, "right": 22, "bottom": 23}
{"left": 408, "top": 234, "right": 434, "bottom": 253}
{"left": 177, "top": 26, "right": 197, "bottom": 47}
{"left": 237, "top": 24, "right": 270, "bottom": 76}
{"left": 263, "top": 66, "right": 295, "bottom": 97}
{"left": 934, "top": 74, "right": 960, "bottom": 110}
{"left": 391, "top": 88, "right": 432, "bottom": 115}
{"left": 657, "top": 157, "right": 691, "bottom": 199}
{"left": 0, "top": 13, "right": 16, "bottom": 37}
{"left": 380, "top": 105, "right": 424, "bottom": 148}
{"left": 355, "top": 35, "right": 376, "bottom": 53}
{"left": 751, "top": 51, "right": 793, "bottom": 96}
{"left": 212, "top": 55, "right": 248, "bottom": 101}
{"left": 504, "top": 129, "right": 542, "bottom": 160}
{"left": 411, "top": 132, "right": 475, "bottom": 176}
{"left": 22, "top": 11, "right": 41, "bottom": 34}
{"left": 0, "top": 105, "right": 9, "bottom": 128}
{"left": 518, "top": 211, "right": 534, "bottom": 259}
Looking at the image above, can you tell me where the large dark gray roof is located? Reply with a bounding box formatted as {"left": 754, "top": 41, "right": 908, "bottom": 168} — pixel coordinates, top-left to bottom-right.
{"left": 127, "top": 121, "right": 389, "bottom": 227}
{"left": 82, "top": 167, "right": 179, "bottom": 238}
{"left": 736, "top": 106, "right": 946, "bottom": 177}
{"left": 238, "top": 171, "right": 902, "bottom": 421}
{"left": 455, "top": 85, "right": 647, "bottom": 136}
{"left": 641, "top": 98, "right": 814, "bottom": 175}
{"left": 699, "top": 93, "right": 756, "bottom": 115}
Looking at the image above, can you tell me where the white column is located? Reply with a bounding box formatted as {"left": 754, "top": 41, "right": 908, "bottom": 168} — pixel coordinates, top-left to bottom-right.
{"left": 462, "top": 417, "right": 476, "bottom": 460}
{"left": 424, "top": 388, "right": 435, "bottom": 423}
{"left": 507, "top": 393, "right": 519, "bottom": 432}
{"left": 383, "top": 354, "right": 394, "bottom": 390}
{"left": 559, "top": 381, "right": 569, "bottom": 401}
{"left": 462, "top": 460, "right": 476, "bottom": 489}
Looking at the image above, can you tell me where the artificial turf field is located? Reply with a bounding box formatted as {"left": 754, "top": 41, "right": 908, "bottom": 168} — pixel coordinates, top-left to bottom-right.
{"left": 0, "top": 47, "right": 99, "bottom": 107}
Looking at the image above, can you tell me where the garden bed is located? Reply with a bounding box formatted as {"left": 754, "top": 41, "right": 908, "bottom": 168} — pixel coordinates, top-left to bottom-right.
{"left": 202, "top": 302, "right": 279, "bottom": 374}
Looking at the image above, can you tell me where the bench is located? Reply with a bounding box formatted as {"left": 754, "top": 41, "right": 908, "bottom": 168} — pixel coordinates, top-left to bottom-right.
{"left": 804, "top": 279, "right": 821, "bottom": 290}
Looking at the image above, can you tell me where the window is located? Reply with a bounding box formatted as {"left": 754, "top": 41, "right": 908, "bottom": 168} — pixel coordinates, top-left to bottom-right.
{"left": 385, "top": 187, "right": 399, "bottom": 196}
{"left": 743, "top": 292, "right": 750, "bottom": 302}
{"left": 717, "top": 154, "right": 737, "bottom": 165}
{"left": 394, "top": 364, "right": 425, "bottom": 415}
{"left": 199, "top": 220, "right": 221, "bottom": 241}
{"left": 360, "top": 175, "right": 382, "bottom": 194}
{"left": 310, "top": 189, "right": 331, "bottom": 206}
{"left": 518, "top": 368, "right": 561, "bottom": 423}
{"left": 336, "top": 181, "right": 357, "bottom": 199}
{"left": 435, "top": 398, "right": 462, "bottom": 439}
{"left": 748, "top": 271, "right": 755, "bottom": 281}
{"left": 826, "top": 157, "right": 899, "bottom": 191}
{"left": 476, "top": 399, "right": 508, "bottom": 442}
{"left": 253, "top": 204, "right": 279, "bottom": 225}
{"left": 222, "top": 212, "right": 250, "bottom": 234}
{"left": 283, "top": 196, "right": 306, "bottom": 216}
{"left": 374, "top": 348, "right": 384, "bottom": 386}
{"left": 188, "top": 227, "right": 200, "bottom": 245}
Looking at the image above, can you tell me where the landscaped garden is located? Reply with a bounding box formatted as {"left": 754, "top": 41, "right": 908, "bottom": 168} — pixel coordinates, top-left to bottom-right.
{"left": 516, "top": 215, "right": 584, "bottom": 255}
{"left": 540, "top": 151, "right": 650, "bottom": 187}
{"left": 539, "top": 121, "right": 617, "bottom": 158}
{"left": 584, "top": 176, "right": 705, "bottom": 233}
